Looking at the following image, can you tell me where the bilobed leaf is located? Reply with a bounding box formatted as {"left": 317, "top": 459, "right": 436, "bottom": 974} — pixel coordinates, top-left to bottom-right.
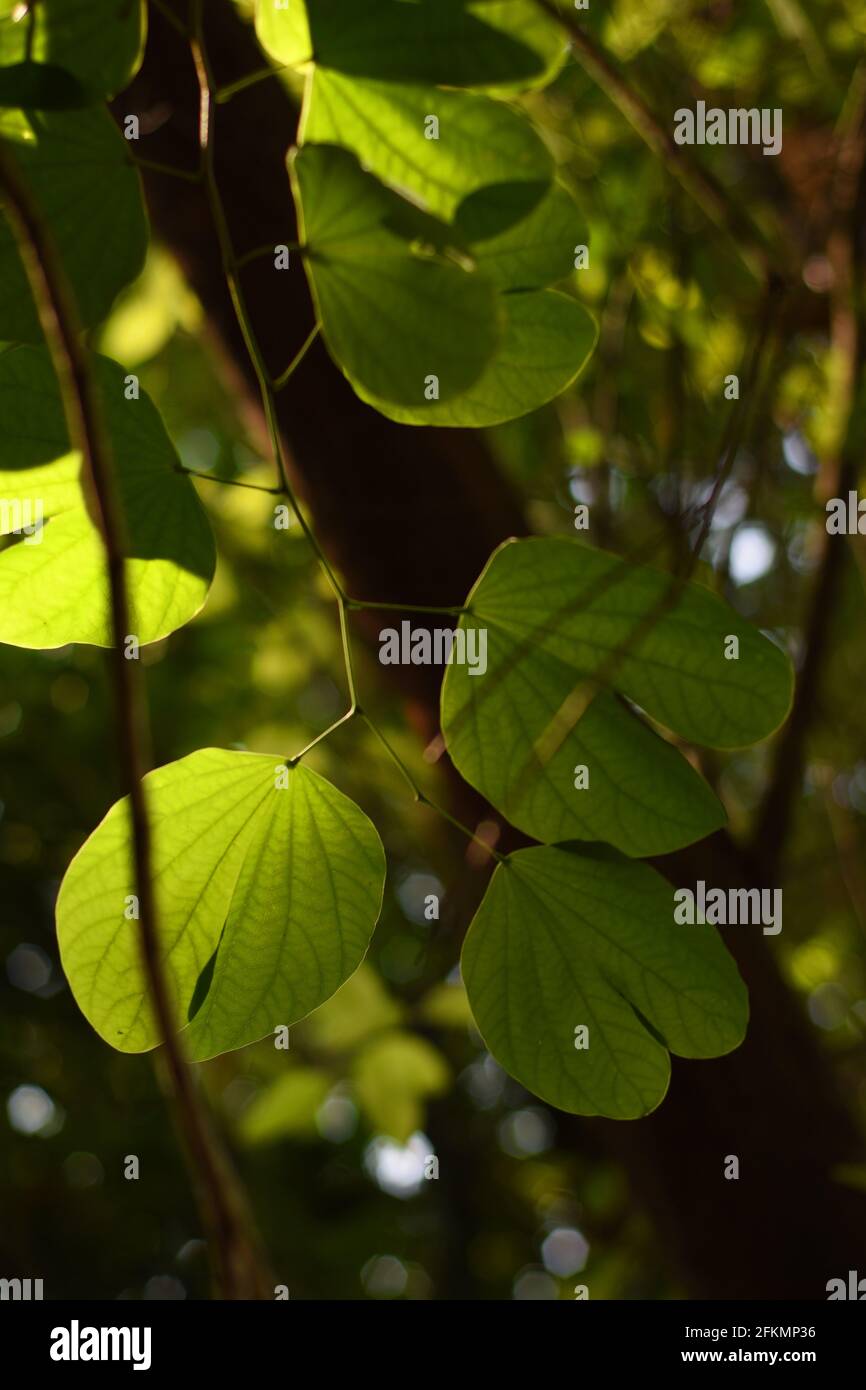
{"left": 441, "top": 538, "right": 793, "bottom": 854}
{"left": 291, "top": 143, "right": 501, "bottom": 407}
{"left": 363, "top": 290, "right": 597, "bottom": 428}
{"left": 352, "top": 1030, "right": 450, "bottom": 1142}
{"left": 462, "top": 845, "right": 748, "bottom": 1118}
{"left": 0, "top": 106, "right": 147, "bottom": 341}
{"left": 303, "top": 70, "right": 553, "bottom": 220}
{"left": 0, "top": 0, "right": 145, "bottom": 99}
{"left": 56, "top": 750, "right": 386, "bottom": 1060}
{"left": 256, "top": 0, "right": 564, "bottom": 89}
{"left": 0, "top": 346, "right": 214, "bottom": 649}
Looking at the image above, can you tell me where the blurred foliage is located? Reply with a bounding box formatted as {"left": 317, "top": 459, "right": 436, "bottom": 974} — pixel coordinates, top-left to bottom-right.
{"left": 2, "top": 0, "right": 866, "bottom": 1299}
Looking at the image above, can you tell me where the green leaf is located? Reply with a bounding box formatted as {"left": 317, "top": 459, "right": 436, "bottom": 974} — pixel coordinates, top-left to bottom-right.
{"left": 299, "top": 964, "right": 403, "bottom": 1053}
{"left": 462, "top": 844, "right": 748, "bottom": 1118}
{"left": 237, "top": 1070, "right": 332, "bottom": 1145}
{"left": 442, "top": 639, "right": 726, "bottom": 856}
{"left": 256, "top": 0, "right": 564, "bottom": 89}
{"left": 291, "top": 143, "right": 501, "bottom": 407}
{"left": 361, "top": 290, "right": 597, "bottom": 428}
{"left": 416, "top": 979, "right": 474, "bottom": 1029}
{"left": 0, "top": 60, "right": 90, "bottom": 109}
{"left": 303, "top": 70, "right": 553, "bottom": 221}
{"left": 56, "top": 750, "right": 386, "bottom": 1060}
{"left": 352, "top": 1030, "right": 450, "bottom": 1142}
{"left": 456, "top": 181, "right": 582, "bottom": 290}
{"left": 0, "top": 0, "right": 145, "bottom": 100}
{"left": 441, "top": 538, "right": 793, "bottom": 855}
{"left": 0, "top": 346, "right": 214, "bottom": 649}
{"left": 0, "top": 106, "right": 147, "bottom": 341}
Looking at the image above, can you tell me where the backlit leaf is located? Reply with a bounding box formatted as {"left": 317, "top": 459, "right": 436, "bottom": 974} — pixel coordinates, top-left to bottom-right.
{"left": 0, "top": 0, "right": 145, "bottom": 100}
{"left": 302, "top": 70, "right": 553, "bottom": 220}
{"left": 353, "top": 1030, "right": 450, "bottom": 1142}
{"left": 256, "top": 0, "right": 564, "bottom": 89}
{"left": 238, "top": 1070, "right": 332, "bottom": 1145}
{"left": 56, "top": 750, "right": 386, "bottom": 1060}
{"left": 0, "top": 346, "right": 214, "bottom": 649}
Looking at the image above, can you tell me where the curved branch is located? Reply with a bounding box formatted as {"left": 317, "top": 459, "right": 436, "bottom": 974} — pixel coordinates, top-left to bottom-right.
{"left": 0, "top": 137, "right": 270, "bottom": 1301}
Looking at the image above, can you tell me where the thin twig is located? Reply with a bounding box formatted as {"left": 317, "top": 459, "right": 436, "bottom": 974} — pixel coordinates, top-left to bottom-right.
{"left": 132, "top": 155, "right": 202, "bottom": 183}
{"left": 754, "top": 88, "right": 866, "bottom": 876}
{"left": 149, "top": 0, "right": 189, "bottom": 39}
{"left": 536, "top": 0, "right": 783, "bottom": 283}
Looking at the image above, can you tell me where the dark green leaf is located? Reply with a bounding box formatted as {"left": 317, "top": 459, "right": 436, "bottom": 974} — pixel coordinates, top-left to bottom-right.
{"left": 363, "top": 290, "right": 597, "bottom": 428}
{"left": 441, "top": 538, "right": 793, "bottom": 853}
{"left": 462, "top": 844, "right": 748, "bottom": 1118}
{"left": 291, "top": 143, "right": 501, "bottom": 407}
{"left": 0, "top": 60, "right": 89, "bottom": 109}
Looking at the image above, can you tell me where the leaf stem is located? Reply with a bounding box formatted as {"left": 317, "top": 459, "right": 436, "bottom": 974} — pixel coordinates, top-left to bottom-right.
{"left": 271, "top": 322, "right": 320, "bottom": 391}
{"left": 190, "top": 6, "right": 347, "bottom": 604}
{"left": 215, "top": 62, "right": 290, "bottom": 104}
{"left": 149, "top": 0, "right": 189, "bottom": 39}
{"left": 287, "top": 707, "right": 359, "bottom": 766}
{"left": 179, "top": 466, "right": 286, "bottom": 495}
{"left": 131, "top": 155, "right": 202, "bottom": 184}
{"left": 360, "top": 713, "right": 505, "bottom": 862}
{"left": 235, "top": 240, "right": 303, "bottom": 272}
{"left": 188, "top": 2, "right": 498, "bottom": 864}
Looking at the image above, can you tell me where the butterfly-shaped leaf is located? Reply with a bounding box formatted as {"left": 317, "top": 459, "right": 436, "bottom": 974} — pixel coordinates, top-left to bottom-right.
{"left": 441, "top": 538, "right": 793, "bottom": 855}
{"left": 56, "top": 750, "right": 386, "bottom": 1061}
{"left": 463, "top": 844, "right": 748, "bottom": 1118}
